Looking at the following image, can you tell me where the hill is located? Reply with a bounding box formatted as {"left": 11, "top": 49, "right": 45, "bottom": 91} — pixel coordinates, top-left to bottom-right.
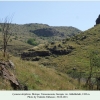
{"left": 0, "top": 23, "right": 83, "bottom": 90}
{"left": 0, "top": 52, "right": 79, "bottom": 90}
{"left": 0, "top": 23, "right": 81, "bottom": 56}
{"left": 1, "top": 22, "right": 100, "bottom": 90}
{"left": 11, "top": 23, "right": 81, "bottom": 37}
{"left": 10, "top": 23, "right": 81, "bottom": 42}
{"left": 20, "top": 24, "right": 100, "bottom": 90}
{"left": 31, "top": 28, "right": 63, "bottom": 37}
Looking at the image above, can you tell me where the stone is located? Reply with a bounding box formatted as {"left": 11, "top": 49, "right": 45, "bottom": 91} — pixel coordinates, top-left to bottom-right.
{"left": 21, "top": 50, "right": 51, "bottom": 58}
{"left": 0, "top": 64, "right": 20, "bottom": 89}
{"left": 0, "top": 61, "right": 22, "bottom": 90}
{"left": 8, "top": 60, "right": 15, "bottom": 69}
{"left": 96, "top": 14, "right": 100, "bottom": 25}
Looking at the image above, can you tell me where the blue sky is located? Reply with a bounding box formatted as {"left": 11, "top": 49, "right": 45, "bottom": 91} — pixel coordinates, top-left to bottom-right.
{"left": 0, "top": 1, "right": 100, "bottom": 31}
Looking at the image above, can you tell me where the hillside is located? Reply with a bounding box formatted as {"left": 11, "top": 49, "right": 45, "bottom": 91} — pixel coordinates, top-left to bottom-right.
{"left": 0, "top": 23, "right": 83, "bottom": 90}
{"left": 31, "top": 28, "right": 63, "bottom": 37}
{"left": 10, "top": 23, "right": 81, "bottom": 38}
{"left": 10, "top": 23, "right": 81, "bottom": 43}
{"left": 54, "top": 26, "right": 81, "bottom": 37}
{"left": 0, "top": 52, "right": 79, "bottom": 90}
{"left": 1, "top": 22, "right": 100, "bottom": 90}
{"left": 0, "top": 23, "right": 81, "bottom": 56}
{"left": 20, "top": 24, "right": 100, "bottom": 90}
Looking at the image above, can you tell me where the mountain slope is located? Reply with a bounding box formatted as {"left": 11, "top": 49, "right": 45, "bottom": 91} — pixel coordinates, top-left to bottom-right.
{"left": 20, "top": 24, "right": 100, "bottom": 90}
{"left": 10, "top": 23, "right": 81, "bottom": 37}
{"left": 0, "top": 23, "right": 81, "bottom": 56}
{"left": 0, "top": 52, "right": 79, "bottom": 90}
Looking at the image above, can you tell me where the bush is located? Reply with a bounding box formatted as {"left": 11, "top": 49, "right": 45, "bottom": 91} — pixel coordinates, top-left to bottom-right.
{"left": 27, "top": 38, "right": 38, "bottom": 46}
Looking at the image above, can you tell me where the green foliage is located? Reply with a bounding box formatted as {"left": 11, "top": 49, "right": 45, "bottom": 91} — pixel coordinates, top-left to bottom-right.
{"left": 0, "top": 28, "right": 1, "bottom": 32}
{"left": 90, "top": 51, "right": 100, "bottom": 68}
{"left": 27, "top": 38, "right": 38, "bottom": 46}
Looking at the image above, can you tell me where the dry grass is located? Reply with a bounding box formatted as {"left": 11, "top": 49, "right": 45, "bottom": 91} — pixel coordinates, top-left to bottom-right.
{"left": 11, "top": 56, "right": 79, "bottom": 90}
{"left": 0, "top": 51, "right": 80, "bottom": 90}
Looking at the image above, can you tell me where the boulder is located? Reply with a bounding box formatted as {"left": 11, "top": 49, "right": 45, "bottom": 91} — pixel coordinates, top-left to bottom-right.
{"left": 0, "top": 62, "right": 20, "bottom": 90}
{"left": 96, "top": 14, "right": 100, "bottom": 25}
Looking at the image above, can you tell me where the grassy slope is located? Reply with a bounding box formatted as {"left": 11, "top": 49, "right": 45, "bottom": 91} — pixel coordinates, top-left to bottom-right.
{"left": 32, "top": 24, "right": 100, "bottom": 89}
{"left": 0, "top": 51, "right": 80, "bottom": 90}
{"left": 1, "top": 24, "right": 100, "bottom": 90}
{"left": 60, "top": 24, "right": 100, "bottom": 68}
{"left": 54, "top": 26, "right": 81, "bottom": 36}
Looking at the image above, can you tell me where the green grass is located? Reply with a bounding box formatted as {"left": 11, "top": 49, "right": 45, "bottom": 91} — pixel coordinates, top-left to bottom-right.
{"left": 0, "top": 51, "right": 80, "bottom": 90}
{"left": 27, "top": 24, "right": 100, "bottom": 90}
{"left": 12, "top": 56, "right": 80, "bottom": 90}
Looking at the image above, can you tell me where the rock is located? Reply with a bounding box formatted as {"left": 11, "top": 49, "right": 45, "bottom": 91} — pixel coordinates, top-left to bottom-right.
{"left": 23, "top": 85, "right": 28, "bottom": 90}
{"left": 96, "top": 14, "right": 100, "bottom": 25}
{"left": 48, "top": 45, "right": 74, "bottom": 55}
{"left": 21, "top": 50, "right": 51, "bottom": 58}
{"left": 32, "top": 57, "right": 41, "bottom": 61}
{"left": 50, "top": 48, "right": 72, "bottom": 55}
{"left": 8, "top": 60, "right": 15, "bottom": 70}
{"left": 0, "top": 60, "right": 15, "bottom": 70}
{"left": 0, "top": 64, "right": 20, "bottom": 89}
{"left": 30, "top": 28, "right": 64, "bottom": 37}
{"left": 0, "top": 60, "right": 28, "bottom": 90}
{"left": 21, "top": 44, "right": 74, "bottom": 61}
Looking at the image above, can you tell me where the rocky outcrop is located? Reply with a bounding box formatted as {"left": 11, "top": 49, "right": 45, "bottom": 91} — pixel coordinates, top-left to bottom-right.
{"left": 48, "top": 45, "right": 74, "bottom": 55}
{"left": 30, "top": 28, "right": 64, "bottom": 37}
{"left": 0, "top": 61, "right": 20, "bottom": 90}
{"left": 0, "top": 60, "right": 28, "bottom": 90}
{"left": 21, "top": 44, "right": 74, "bottom": 61}
{"left": 96, "top": 14, "right": 100, "bottom": 25}
{"left": 21, "top": 50, "right": 51, "bottom": 58}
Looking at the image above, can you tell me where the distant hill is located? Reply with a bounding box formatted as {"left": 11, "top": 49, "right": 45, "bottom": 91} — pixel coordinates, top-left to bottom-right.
{"left": 10, "top": 23, "right": 82, "bottom": 41}
{"left": 30, "top": 28, "right": 62, "bottom": 37}
{"left": 53, "top": 26, "right": 81, "bottom": 36}
{"left": 30, "top": 26, "right": 81, "bottom": 38}
{"left": 0, "top": 23, "right": 81, "bottom": 56}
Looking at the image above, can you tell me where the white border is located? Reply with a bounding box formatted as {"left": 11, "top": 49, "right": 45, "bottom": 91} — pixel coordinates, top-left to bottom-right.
{"left": 0, "top": 91, "right": 100, "bottom": 100}
{"left": 0, "top": 0, "right": 100, "bottom": 100}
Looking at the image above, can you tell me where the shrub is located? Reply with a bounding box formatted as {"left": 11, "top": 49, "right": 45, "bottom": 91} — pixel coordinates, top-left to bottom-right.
{"left": 27, "top": 38, "right": 38, "bottom": 46}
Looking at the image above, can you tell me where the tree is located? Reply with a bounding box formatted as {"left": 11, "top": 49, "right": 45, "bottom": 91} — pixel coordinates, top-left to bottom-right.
{"left": 0, "top": 16, "right": 12, "bottom": 57}
{"left": 86, "top": 51, "right": 100, "bottom": 90}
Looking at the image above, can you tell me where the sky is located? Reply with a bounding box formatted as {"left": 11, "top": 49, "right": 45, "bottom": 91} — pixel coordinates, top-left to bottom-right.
{"left": 0, "top": 1, "right": 100, "bottom": 31}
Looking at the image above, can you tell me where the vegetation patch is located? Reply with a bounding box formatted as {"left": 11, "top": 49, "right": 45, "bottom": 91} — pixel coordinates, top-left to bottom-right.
{"left": 27, "top": 38, "right": 38, "bottom": 46}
